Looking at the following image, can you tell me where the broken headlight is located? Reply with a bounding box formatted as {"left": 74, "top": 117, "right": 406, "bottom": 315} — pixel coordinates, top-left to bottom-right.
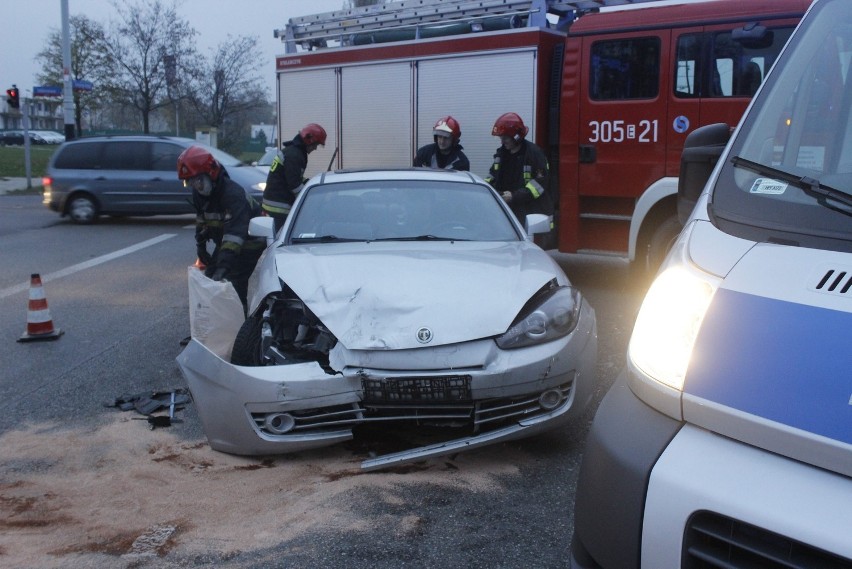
{"left": 496, "top": 286, "right": 581, "bottom": 349}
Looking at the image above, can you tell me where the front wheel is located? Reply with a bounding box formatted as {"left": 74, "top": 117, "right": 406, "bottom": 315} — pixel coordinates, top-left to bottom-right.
{"left": 67, "top": 194, "right": 98, "bottom": 224}
{"left": 230, "top": 316, "right": 263, "bottom": 366}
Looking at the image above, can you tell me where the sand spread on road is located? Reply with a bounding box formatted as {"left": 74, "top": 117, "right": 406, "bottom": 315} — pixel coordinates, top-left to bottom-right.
{"left": 0, "top": 415, "right": 524, "bottom": 568}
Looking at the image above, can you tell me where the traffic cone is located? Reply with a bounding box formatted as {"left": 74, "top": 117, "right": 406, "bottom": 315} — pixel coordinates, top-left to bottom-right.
{"left": 18, "top": 274, "right": 63, "bottom": 342}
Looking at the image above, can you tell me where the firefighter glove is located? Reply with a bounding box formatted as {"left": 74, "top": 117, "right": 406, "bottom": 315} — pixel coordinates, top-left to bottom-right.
{"left": 208, "top": 267, "right": 229, "bottom": 282}
{"left": 196, "top": 243, "right": 212, "bottom": 266}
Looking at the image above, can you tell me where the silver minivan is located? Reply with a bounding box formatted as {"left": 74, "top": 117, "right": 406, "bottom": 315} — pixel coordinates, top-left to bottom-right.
{"left": 43, "top": 136, "right": 266, "bottom": 224}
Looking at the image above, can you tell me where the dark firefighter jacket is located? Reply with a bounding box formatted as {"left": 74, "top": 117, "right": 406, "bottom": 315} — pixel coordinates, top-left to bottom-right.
{"left": 262, "top": 133, "right": 309, "bottom": 220}
{"left": 485, "top": 139, "right": 554, "bottom": 222}
{"left": 413, "top": 142, "right": 470, "bottom": 171}
{"left": 192, "top": 170, "right": 264, "bottom": 273}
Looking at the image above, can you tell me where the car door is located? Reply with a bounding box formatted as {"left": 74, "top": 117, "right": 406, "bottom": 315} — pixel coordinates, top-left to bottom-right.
{"left": 148, "top": 141, "right": 192, "bottom": 214}
{"left": 94, "top": 141, "right": 152, "bottom": 214}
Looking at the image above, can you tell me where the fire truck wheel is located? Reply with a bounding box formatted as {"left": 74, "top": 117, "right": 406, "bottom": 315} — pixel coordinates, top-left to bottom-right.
{"left": 646, "top": 215, "right": 683, "bottom": 276}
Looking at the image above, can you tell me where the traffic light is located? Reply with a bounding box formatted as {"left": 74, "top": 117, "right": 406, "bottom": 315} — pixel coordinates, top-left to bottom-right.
{"left": 6, "top": 85, "right": 20, "bottom": 109}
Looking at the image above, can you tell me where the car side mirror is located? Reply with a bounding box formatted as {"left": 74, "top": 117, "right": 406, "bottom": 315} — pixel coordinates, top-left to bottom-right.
{"left": 248, "top": 216, "right": 275, "bottom": 239}
{"left": 678, "top": 123, "right": 731, "bottom": 225}
{"left": 525, "top": 213, "right": 551, "bottom": 237}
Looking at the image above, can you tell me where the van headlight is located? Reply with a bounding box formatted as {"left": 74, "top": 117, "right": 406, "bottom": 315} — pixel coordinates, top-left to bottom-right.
{"left": 629, "top": 266, "right": 718, "bottom": 393}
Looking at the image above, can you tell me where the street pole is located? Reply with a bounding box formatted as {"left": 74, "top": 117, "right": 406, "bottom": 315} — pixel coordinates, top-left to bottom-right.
{"left": 23, "top": 98, "right": 32, "bottom": 189}
{"left": 61, "top": 0, "right": 76, "bottom": 140}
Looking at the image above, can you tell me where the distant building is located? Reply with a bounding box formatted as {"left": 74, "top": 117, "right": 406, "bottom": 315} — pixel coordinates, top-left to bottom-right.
{"left": 2, "top": 95, "right": 62, "bottom": 132}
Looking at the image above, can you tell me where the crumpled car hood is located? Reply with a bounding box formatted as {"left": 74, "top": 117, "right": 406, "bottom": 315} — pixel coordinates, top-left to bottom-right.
{"left": 273, "top": 241, "right": 565, "bottom": 350}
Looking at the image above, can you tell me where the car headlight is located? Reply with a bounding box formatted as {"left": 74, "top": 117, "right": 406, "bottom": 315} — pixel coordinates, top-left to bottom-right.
{"left": 496, "top": 286, "right": 581, "bottom": 349}
{"left": 628, "top": 265, "right": 718, "bottom": 392}
{"left": 254, "top": 181, "right": 266, "bottom": 192}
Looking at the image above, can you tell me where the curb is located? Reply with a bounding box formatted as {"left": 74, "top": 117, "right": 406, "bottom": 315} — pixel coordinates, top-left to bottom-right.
{"left": 0, "top": 178, "right": 37, "bottom": 195}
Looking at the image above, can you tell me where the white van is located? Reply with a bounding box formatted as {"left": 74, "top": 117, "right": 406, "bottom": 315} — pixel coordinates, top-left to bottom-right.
{"left": 571, "top": 0, "right": 852, "bottom": 567}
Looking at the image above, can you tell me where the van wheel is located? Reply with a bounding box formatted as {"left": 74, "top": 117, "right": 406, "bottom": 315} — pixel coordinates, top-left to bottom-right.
{"left": 67, "top": 194, "right": 98, "bottom": 224}
{"left": 645, "top": 215, "right": 682, "bottom": 276}
{"left": 230, "top": 316, "right": 263, "bottom": 366}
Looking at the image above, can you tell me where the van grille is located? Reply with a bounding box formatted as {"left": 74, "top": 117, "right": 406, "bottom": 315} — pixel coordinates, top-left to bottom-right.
{"left": 683, "top": 511, "right": 852, "bottom": 568}
{"left": 814, "top": 268, "right": 852, "bottom": 295}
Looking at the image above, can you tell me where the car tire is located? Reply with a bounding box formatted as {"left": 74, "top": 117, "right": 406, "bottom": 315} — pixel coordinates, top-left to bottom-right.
{"left": 67, "top": 194, "right": 98, "bottom": 224}
{"left": 230, "top": 316, "right": 263, "bottom": 366}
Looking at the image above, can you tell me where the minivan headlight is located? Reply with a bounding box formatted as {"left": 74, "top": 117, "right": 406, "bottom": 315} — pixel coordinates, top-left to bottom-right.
{"left": 628, "top": 266, "right": 717, "bottom": 391}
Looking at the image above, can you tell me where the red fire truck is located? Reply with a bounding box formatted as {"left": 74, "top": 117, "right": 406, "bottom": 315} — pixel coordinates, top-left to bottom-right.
{"left": 273, "top": 0, "right": 808, "bottom": 273}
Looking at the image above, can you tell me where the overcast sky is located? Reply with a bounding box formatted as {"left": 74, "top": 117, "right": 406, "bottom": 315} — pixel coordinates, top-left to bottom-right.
{"left": 1, "top": 0, "right": 346, "bottom": 99}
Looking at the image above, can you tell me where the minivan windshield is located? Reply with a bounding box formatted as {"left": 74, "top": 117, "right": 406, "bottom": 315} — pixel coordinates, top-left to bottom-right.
{"left": 711, "top": 0, "right": 852, "bottom": 251}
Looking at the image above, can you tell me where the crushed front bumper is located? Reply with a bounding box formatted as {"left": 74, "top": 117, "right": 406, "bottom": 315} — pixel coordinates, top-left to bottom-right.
{"left": 176, "top": 301, "right": 596, "bottom": 470}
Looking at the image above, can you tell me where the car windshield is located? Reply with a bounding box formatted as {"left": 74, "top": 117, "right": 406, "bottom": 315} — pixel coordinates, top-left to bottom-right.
{"left": 711, "top": 0, "right": 852, "bottom": 251}
{"left": 288, "top": 179, "right": 521, "bottom": 243}
{"left": 256, "top": 148, "right": 277, "bottom": 167}
{"left": 192, "top": 143, "right": 244, "bottom": 167}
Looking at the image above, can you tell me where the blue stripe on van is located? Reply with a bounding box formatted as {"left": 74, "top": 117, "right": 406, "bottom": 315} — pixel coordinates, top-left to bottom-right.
{"left": 684, "top": 288, "right": 852, "bottom": 445}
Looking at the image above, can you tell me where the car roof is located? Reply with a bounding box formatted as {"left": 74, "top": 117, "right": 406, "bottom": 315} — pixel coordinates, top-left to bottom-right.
{"left": 310, "top": 168, "right": 488, "bottom": 185}
{"left": 60, "top": 135, "right": 193, "bottom": 144}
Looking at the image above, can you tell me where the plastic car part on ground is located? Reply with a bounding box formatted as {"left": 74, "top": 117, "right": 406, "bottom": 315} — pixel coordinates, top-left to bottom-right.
{"left": 106, "top": 388, "right": 190, "bottom": 429}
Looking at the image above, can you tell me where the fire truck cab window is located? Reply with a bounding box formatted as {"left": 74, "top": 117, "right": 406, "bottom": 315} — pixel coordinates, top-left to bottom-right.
{"left": 675, "top": 27, "right": 795, "bottom": 99}
{"left": 589, "top": 38, "right": 660, "bottom": 100}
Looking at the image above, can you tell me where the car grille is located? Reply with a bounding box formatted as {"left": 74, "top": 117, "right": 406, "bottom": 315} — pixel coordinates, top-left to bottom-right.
{"left": 250, "top": 380, "right": 574, "bottom": 436}
{"left": 683, "top": 511, "right": 852, "bottom": 568}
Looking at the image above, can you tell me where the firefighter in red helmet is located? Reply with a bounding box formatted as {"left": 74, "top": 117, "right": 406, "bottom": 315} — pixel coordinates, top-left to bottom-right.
{"left": 263, "top": 123, "right": 327, "bottom": 233}
{"left": 485, "top": 112, "right": 554, "bottom": 241}
{"left": 413, "top": 116, "right": 470, "bottom": 170}
{"left": 177, "top": 145, "right": 264, "bottom": 310}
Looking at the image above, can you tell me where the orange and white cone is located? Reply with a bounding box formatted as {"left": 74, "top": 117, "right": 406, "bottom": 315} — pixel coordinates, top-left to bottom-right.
{"left": 18, "top": 273, "right": 63, "bottom": 342}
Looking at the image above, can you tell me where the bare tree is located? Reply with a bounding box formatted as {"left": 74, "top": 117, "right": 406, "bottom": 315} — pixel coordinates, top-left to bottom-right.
{"left": 35, "top": 15, "right": 112, "bottom": 135}
{"left": 188, "top": 35, "right": 268, "bottom": 152}
{"left": 97, "top": 0, "right": 199, "bottom": 133}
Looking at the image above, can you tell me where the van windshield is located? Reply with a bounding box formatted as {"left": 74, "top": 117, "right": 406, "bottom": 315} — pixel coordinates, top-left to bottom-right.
{"left": 711, "top": 0, "right": 852, "bottom": 252}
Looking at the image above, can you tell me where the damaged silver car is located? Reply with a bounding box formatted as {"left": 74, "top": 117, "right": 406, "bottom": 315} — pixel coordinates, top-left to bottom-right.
{"left": 177, "top": 169, "right": 597, "bottom": 470}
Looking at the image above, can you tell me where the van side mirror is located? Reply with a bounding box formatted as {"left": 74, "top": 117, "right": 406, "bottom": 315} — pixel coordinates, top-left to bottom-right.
{"left": 678, "top": 123, "right": 731, "bottom": 224}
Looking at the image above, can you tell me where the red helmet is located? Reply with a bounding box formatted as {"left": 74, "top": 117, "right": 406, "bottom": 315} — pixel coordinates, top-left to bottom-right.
{"left": 300, "top": 123, "right": 327, "bottom": 146}
{"left": 433, "top": 116, "right": 461, "bottom": 143}
{"left": 177, "top": 146, "right": 222, "bottom": 181}
{"left": 491, "top": 112, "right": 528, "bottom": 140}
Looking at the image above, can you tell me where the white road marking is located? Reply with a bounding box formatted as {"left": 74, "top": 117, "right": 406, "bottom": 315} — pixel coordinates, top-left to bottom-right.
{"left": 0, "top": 234, "right": 177, "bottom": 300}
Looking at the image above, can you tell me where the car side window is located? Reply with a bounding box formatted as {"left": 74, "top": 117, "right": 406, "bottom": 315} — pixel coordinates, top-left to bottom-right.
{"left": 101, "top": 141, "right": 150, "bottom": 170}
{"left": 151, "top": 142, "right": 183, "bottom": 172}
{"left": 53, "top": 142, "right": 102, "bottom": 169}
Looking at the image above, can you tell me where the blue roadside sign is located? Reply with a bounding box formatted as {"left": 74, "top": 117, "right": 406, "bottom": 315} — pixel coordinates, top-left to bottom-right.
{"left": 33, "top": 86, "right": 62, "bottom": 97}
{"left": 73, "top": 80, "right": 93, "bottom": 92}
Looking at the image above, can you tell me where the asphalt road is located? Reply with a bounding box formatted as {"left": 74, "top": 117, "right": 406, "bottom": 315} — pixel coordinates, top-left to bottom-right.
{"left": 0, "top": 193, "right": 646, "bottom": 568}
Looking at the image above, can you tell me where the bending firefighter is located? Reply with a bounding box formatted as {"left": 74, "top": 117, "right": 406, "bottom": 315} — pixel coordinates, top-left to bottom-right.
{"left": 177, "top": 145, "right": 265, "bottom": 310}
{"left": 413, "top": 116, "right": 470, "bottom": 171}
{"left": 485, "top": 112, "right": 554, "bottom": 245}
{"left": 263, "top": 123, "right": 327, "bottom": 233}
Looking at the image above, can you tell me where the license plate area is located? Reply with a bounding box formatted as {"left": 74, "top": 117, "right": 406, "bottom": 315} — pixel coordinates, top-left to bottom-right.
{"left": 361, "top": 375, "right": 472, "bottom": 403}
